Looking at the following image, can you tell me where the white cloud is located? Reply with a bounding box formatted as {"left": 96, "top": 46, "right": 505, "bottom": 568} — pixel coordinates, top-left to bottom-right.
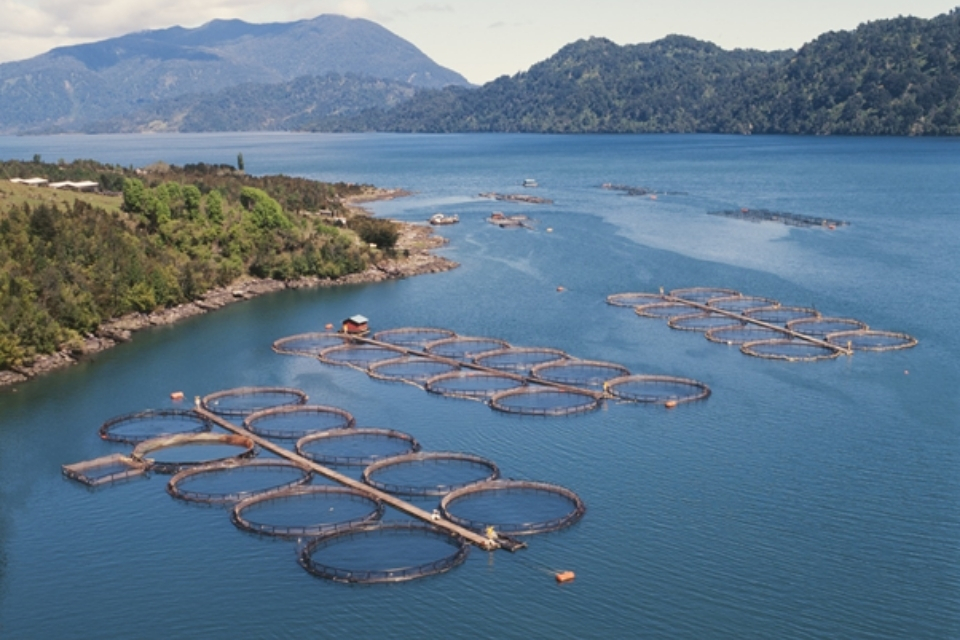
{"left": 336, "top": 0, "right": 373, "bottom": 19}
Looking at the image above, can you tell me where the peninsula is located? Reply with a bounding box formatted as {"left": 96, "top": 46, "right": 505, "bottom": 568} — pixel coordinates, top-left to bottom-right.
{"left": 0, "top": 159, "right": 455, "bottom": 387}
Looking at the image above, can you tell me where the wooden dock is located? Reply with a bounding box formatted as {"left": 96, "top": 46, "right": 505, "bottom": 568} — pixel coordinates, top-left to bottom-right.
{"left": 194, "top": 406, "right": 506, "bottom": 551}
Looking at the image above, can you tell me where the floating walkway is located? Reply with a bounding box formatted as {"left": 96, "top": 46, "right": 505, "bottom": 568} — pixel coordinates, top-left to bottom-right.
{"left": 608, "top": 287, "right": 917, "bottom": 362}
{"left": 63, "top": 385, "right": 592, "bottom": 584}
{"left": 273, "top": 327, "right": 711, "bottom": 414}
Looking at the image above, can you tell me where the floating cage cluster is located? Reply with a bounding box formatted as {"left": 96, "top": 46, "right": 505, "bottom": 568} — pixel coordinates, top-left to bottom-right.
{"left": 65, "top": 384, "right": 587, "bottom": 585}
{"left": 608, "top": 288, "right": 917, "bottom": 362}
{"left": 274, "top": 327, "right": 710, "bottom": 414}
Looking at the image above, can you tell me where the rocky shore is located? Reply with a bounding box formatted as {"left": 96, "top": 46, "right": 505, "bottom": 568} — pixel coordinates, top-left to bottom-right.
{"left": 0, "top": 220, "right": 457, "bottom": 389}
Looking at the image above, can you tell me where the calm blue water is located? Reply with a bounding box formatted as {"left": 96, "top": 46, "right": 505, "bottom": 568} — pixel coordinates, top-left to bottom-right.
{"left": 0, "top": 133, "right": 958, "bottom": 638}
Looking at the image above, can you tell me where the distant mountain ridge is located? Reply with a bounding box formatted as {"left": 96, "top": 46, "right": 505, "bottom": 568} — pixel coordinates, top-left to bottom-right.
{"left": 0, "top": 15, "right": 469, "bottom": 133}
{"left": 313, "top": 10, "right": 960, "bottom": 135}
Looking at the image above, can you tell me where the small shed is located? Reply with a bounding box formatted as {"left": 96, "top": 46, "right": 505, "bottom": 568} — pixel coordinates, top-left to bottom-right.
{"left": 341, "top": 315, "right": 369, "bottom": 335}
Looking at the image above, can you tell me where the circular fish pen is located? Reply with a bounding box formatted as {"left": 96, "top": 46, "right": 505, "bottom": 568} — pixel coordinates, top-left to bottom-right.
{"left": 373, "top": 327, "right": 457, "bottom": 348}
{"left": 439, "top": 480, "right": 586, "bottom": 536}
{"left": 707, "top": 295, "right": 779, "bottom": 313}
{"left": 530, "top": 359, "right": 630, "bottom": 388}
{"left": 202, "top": 387, "right": 308, "bottom": 418}
{"left": 99, "top": 409, "right": 211, "bottom": 444}
{"left": 826, "top": 330, "right": 918, "bottom": 352}
{"left": 131, "top": 433, "right": 257, "bottom": 474}
{"left": 473, "top": 347, "right": 569, "bottom": 375}
{"left": 741, "top": 339, "right": 841, "bottom": 362}
{"left": 670, "top": 287, "right": 740, "bottom": 303}
{"left": 166, "top": 460, "right": 312, "bottom": 504}
{"left": 368, "top": 356, "right": 460, "bottom": 385}
{"left": 297, "top": 428, "right": 421, "bottom": 467}
{"left": 363, "top": 452, "right": 500, "bottom": 497}
{"left": 606, "top": 292, "right": 666, "bottom": 307}
{"left": 272, "top": 332, "right": 348, "bottom": 357}
{"left": 318, "top": 343, "right": 404, "bottom": 369}
{"left": 743, "top": 306, "right": 821, "bottom": 326}
{"left": 298, "top": 523, "right": 469, "bottom": 584}
{"left": 425, "top": 371, "right": 526, "bottom": 400}
{"left": 489, "top": 386, "right": 601, "bottom": 416}
{"left": 243, "top": 404, "right": 355, "bottom": 440}
{"left": 231, "top": 486, "right": 384, "bottom": 538}
{"left": 424, "top": 337, "right": 511, "bottom": 361}
{"left": 786, "top": 317, "right": 868, "bottom": 338}
{"left": 667, "top": 313, "right": 742, "bottom": 333}
{"left": 636, "top": 301, "right": 706, "bottom": 319}
{"left": 705, "top": 325, "right": 784, "bottom": 345}
{"left": 605, "top": 375, "right": 711, "bottom": 404}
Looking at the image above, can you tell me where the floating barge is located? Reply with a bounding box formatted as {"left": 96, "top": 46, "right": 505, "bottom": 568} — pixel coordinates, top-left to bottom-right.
{"left": 429, "top": 213, "right": 459, "bottom": 225}
{"left": 708, "top": 208, "right": 848, "bottom": 229}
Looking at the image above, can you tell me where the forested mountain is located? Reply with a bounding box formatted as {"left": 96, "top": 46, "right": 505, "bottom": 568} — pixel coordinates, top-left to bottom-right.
{"left": 86, "top": 74, "right": 418, "bottom": 133}
{"left": 0, "top": 15, "right": 469, "bottom": 133}
{"left": 314, "top": 10, "right": 960, "bottom": 135}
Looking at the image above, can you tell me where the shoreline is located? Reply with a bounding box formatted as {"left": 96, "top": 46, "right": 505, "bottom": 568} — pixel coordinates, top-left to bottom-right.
{"left": 0, "top": 192, "right": 457, "bottom": 389}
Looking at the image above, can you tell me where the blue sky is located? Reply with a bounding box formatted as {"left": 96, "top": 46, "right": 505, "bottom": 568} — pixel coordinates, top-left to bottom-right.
{"left": 1, "top": 0, "right": 955, "bottom": 83}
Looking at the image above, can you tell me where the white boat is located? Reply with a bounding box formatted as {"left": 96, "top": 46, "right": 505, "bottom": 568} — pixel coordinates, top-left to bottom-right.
{"left": 522, "top": 178, "right": 538, "bottom": 188}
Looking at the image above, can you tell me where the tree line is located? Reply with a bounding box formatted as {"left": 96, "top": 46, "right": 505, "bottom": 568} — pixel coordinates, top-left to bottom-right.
{"left": 0, "top": 159, "right": 399, "bottom": 369}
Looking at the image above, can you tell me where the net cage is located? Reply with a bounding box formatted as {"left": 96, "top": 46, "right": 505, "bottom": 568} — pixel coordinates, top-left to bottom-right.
{"left": 372, "top": 327, "right": 457, "bottom": 348}
{"left": 741, "top": 339, "right": 842, "bottom": 362}
{"left": 318, "top": 343, "right": 405, "bottom": 369}
{"left": 706, "top": 295, "right": 779, "bottom": 313}
{"left": 368, "top": 356, "right": 461, "bottom": 385}
{"left": 298, "top": 522, "right": 469, "bottom": 584}
{"left": 131, "top": 433, "right": 257, "bottom": 474}
{"left": 605, "top": 375, "right": 711, "bottom": 404}
{"left": 439, "top": 480, "right": 586, "bottom": 536}
{"left": 635, "top": 301, "right": 704, "bottom": 319}
{"left": 825, "top": 330, "right": 918, "bottom": 352}
{"left": 231, "top": 486, "right": 384, "bottom": 538}
{"left": 605, "top": 292, "right": 666, "bottom": 308}
{"left": 424, "top": 336, "right": 512, "bottom": 361}
{"left": 297, "top": 428, "right": 422, "bottom": 467}
{"left": 530, "top": 359, "right": 630, "bottom": 388}
{"left": 424, "top": 371, "right": 526, "bottom": 400}
{"left": 62, "top": 454, "right": 149, "bottom": 487}
{"left": 99, "top": 409, "right": 211, "bottom": 444}
{"left": 166, "top": 460, "right": 313, "bottom": 504}
{"left": 705, "top": 324, "right": 784, "bottom": 345}
{"left": 272, "top": 332, "right": 348, "bottom": 357}
{"left": 243, "top": 404, "right": 356, "bottom": 440}
{"left": 743, "top": 306, "right": 821, "bottom": 326}
{"left": 489, "top": 386, "right": 602, "bottom": 416}
{"left": 202, "top": 387, "right": 308, "bottom": 418}
{"left": 670, "top": 287, "right": 741, "bottom": 303}
{"left": 785, "top": 317, "right": 868, "bottom": 338}
{"left": 473, "top": 347, "right": 570, "bottom": 374}
{"left": 667, "top": 313, "right": 743, "bottom": 333}
{"left": 362, "top": 451, "right": 500, "bottom": 497}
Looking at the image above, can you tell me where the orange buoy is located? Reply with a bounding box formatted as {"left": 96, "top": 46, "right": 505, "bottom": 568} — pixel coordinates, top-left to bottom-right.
{"left": 557, "top": 286, "right": 565, "bottom": 292}
{"left": 555, "top": 571, "right": 576, "bottom": 583}
{"left": 170, "top": 391, "right": 185, "bottom": 401}
{"left": 325, "top": 323, "right": 334, "bottom": 331}
{"left": 664, "top": 400, "right": 678, "bottom": 409}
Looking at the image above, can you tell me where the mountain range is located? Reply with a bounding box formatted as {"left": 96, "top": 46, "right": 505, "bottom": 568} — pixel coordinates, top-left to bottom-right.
{"left": 0, "top": 15, "right": 469, "bottom": 133}
{"left": 1, "top": 10, "right": 958, "bottom": 135}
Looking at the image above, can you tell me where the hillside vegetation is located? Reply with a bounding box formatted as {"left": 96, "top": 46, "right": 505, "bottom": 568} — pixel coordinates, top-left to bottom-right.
{"left": 314, "top": 10, "right": 960, "bottom": 135}
{"left": 0, "top": 159, "right": 398, "bottom": 369}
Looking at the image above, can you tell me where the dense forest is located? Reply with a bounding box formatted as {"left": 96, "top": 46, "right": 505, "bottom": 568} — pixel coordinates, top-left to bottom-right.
{"left": 313, "top": 10, "right": 960, "bottom": 135}
{"left": 0, "top": 159, "right": 398, "bottom": 369}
